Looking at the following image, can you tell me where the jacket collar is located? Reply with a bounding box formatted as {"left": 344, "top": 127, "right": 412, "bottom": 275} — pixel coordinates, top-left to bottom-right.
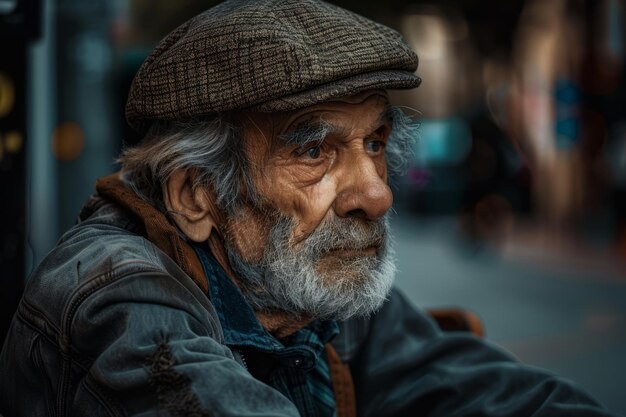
{"left": 95, "top": 172, "right": 209, "bottom": 293}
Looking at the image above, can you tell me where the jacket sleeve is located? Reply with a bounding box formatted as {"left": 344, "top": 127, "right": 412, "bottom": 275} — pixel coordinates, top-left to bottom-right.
{"left": 69, "top": 271, "right": 300, "bottom": 417}
{"left": 349, "top": 287, "right": 621, "bottom": 417}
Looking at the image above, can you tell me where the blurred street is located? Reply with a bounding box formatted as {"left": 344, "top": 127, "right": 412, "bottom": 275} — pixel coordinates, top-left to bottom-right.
{"left": 392, "top": 214, "right": 626, "bottom": 415}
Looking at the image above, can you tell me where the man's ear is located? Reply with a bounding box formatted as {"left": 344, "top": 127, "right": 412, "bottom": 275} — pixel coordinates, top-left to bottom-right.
{"left": 162, "top": 170, "right": 216, "bottom": 242}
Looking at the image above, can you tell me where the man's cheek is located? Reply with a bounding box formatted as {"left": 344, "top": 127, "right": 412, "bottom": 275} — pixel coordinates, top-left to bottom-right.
{"left": 289, "top": 186, "right": 337, "bottom": 243}
{"left": 225, "top": 207, "right": 273, "bottom": 263}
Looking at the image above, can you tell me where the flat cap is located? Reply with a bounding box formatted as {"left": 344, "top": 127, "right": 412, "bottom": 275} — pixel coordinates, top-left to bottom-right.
{"left": 126, "top": 0, "right": 421, "bottom": 132}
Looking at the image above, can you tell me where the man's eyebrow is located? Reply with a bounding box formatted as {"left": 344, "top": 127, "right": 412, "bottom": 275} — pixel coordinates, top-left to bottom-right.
{"left": 279, "top": 119, "right": 337, "bottom": 147}
{"left": 279, "top": 105, "right": 395, "bottom": 147}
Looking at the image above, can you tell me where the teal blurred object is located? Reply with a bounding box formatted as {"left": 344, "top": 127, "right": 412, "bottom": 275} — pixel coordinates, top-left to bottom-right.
{"left": 413, "top": 117, "right": 472, "bottom": 166}
{"left": 554, "top": 77, "right": 581, "bottom": 150}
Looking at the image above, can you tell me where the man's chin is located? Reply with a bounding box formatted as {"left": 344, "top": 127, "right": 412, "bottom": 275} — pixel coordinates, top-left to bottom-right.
{"left": 315, "top": 252, "right": 382, "bottom": 285}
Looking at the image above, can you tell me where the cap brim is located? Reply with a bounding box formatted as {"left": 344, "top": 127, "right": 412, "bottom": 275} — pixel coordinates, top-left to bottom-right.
{"left": 248, "top": 70, "right": 421, "bottom": 112}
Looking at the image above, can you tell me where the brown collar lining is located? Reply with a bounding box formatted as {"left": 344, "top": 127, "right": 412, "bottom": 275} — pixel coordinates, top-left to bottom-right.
{"left": 96, "top": 173, "right": 209, "bottom": 294}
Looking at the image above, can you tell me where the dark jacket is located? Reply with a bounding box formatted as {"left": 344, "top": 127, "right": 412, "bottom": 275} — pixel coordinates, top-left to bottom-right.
{"left": 0, "top": 190, "right": 620, "bottom": 417}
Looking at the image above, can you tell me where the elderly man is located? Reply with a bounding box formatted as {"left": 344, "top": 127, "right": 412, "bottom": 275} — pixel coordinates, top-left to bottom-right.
{"left": 0, "top": 1, "right": 620, "bottom": 416}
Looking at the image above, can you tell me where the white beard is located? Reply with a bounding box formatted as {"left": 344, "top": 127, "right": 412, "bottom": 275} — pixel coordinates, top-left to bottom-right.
{"left": 224, "top": 212, "right": 396, "bottom": 321}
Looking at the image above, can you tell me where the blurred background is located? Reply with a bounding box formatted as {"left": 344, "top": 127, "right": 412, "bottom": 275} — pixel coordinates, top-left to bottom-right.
{"left": 1, "top": 0, "right": 625, "bottom": 413}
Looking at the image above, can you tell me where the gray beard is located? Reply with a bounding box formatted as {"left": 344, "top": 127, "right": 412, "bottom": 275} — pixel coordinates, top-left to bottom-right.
{"left": 224, "top": 212, "right": 396, "bottom": 321}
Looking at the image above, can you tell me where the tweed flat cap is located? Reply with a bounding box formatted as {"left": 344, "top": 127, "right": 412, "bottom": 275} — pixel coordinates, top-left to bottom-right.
{"left": 126, "top": 0, "right": 421, "bottom": 132}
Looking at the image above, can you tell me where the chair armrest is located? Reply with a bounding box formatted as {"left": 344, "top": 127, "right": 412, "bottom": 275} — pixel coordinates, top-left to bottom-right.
{"left": 426, "top": 308, "right": 485, "bottom": 337}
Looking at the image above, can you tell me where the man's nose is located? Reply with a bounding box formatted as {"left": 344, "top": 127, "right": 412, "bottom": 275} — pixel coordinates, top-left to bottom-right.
{"left": 333, "top": 157, "right": 393, "bottom": 220}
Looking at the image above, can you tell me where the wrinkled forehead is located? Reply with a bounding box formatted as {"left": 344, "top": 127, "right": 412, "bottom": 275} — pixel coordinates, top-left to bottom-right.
{"left": 283, "top": 89, "right": 390, "bottom": 126}
{"left": 240, "top": 89, "right": 391, "bottom": 145}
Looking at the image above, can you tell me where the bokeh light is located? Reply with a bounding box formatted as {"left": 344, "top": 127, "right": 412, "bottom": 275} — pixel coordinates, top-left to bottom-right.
{"left": 0, "top": 72, "right": 15, "bottom": 118}
{"left": 51, "top": 122, "right": 85, "bottom": 162}
{"left": 4, "top": 130, "right": 23, "bottom": 154}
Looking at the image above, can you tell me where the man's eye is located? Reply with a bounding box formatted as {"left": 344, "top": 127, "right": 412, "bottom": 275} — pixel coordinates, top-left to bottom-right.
{"left": 366, "top": 140, "right": 385, "bottom": 154}
{"left": 304, "top": 146, "right": 322, "bottom": 159}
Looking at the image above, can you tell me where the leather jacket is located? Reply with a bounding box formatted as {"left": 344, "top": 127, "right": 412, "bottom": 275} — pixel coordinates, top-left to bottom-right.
{"left": 0, "top": 191, "right": 620, "bottom": 417}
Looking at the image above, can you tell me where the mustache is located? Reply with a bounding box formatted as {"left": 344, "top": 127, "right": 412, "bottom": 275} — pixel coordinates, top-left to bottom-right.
{"left": 271, "top": 214, "right": 388, "bottom": 255}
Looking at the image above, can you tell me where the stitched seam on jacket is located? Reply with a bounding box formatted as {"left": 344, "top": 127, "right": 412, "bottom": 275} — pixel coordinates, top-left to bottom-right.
{"left": 20, "top": 297, "right": 62, "bottom": 335}
{"left": 15, "top": 307, "right": 91, "bottom": 371}
{"left": 30, "top": 334, "right": 58, "bottom": 417}
{"left": 57, "top": 264, "right": 163, "bottom": 416}
{"left": 146, "top": 341, "right": 211, "bottom": 417}
{"left": 61, "top": 262, "right": 164, "bottom": 340}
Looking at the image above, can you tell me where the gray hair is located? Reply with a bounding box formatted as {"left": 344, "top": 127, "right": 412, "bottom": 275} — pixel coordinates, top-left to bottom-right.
{"left": 118, "top": 107, "right": 417, "bottom": 213}
{"left": 385, "top": 106, "right": 419, "bottom": 180}
{"left": 118, "top": 114, "right": 253, "bottom": 213}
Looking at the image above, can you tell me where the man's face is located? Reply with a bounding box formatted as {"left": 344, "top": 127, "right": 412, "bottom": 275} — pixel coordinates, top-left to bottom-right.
{"left": 223, "top": 91, "right": 396, "bottom": 320}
